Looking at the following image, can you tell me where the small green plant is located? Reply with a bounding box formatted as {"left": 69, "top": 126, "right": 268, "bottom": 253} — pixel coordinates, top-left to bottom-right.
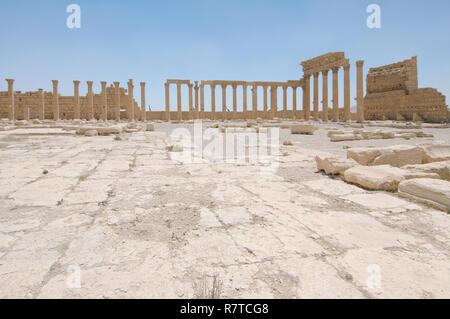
{"left": 166, "top": 145, "right": 183, "bottom": 152}
{"left": 56, "top": 199, "right": 63, "bottom": 206}
{"left": 343, "top": 145, "right": 351, "bottom": 150}
{"left": 42, "top": 169, "right": 49, "bottom": 175}
{"left": 283, "top": 140, "right": 293, "bottom": 146}
{"left": 114, "top": 135, "right": 122, "bottom": 141}
{"left": 282, "top": 151, "right": 289, "bottom": 157}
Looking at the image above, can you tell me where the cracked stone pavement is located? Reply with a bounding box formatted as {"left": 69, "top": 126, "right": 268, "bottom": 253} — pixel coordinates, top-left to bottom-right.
{"left": 0, "top": 123, "right": 449, "bottom": 299}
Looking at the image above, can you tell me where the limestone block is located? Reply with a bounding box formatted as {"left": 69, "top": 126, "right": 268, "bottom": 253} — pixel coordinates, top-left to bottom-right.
{"left": 347, "top": 145, "right": 423, "bottom": 167}
{"left": 84, "top": 130, "right": 98, "bottom": 137}
{"left": 330, "top": 134, "right": 361, "bottom": 142}
{"left": 403, "top": 161, "right": 450, "bottom": 181}
{"left": 399, "top": 179, "right": 450, "bottom": 211}
{"left": 315, "top": 156, "right": 358, "bottom": 175}
{"left": 76, "top": 126, "right": 122, "bottom": 136}
{"left": 291, "top": 124, "right": 317, "bottom": 135}
{"left": 420, "top": 144, "right": 450, "bottom": 163}
{"left": 343, "top": 165, "right": 405, "bottom": 191}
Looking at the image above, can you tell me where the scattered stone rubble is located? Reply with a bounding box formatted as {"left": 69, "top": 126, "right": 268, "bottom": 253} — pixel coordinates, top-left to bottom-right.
{"left": 316, "top": 143, "right": 450, "bottom": 211}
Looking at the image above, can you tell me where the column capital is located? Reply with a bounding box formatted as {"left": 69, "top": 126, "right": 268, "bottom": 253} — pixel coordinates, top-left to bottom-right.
{"left": 343, "top": 63, "right": 350, "bottom": 70}
{"left": 140, "top": 82, "right": 146, "bottom": 87}
{"left": 194, "top": 81, "right": 199, "bottom": 86}
{"left": 73, "top": 80, "right": 80, "bottom": 85}
{"left": 5, "top": 79, "right": 14, "bottom": 84}
{"left": 304, "top": 73, "right": 311, "bottom": 79}
{"left": 313, "top": 72, "right": 319, "bottom": 77}
{"left": 210, "top": 84, "right": 216, "bottom": 89}
{"left": 321, "top": 69, "right": 329, "bottom": 75}
{"left": 100, "top": 81, "right": 107, "bottom": 86}
{"left": 113, "top": 81, "right": 120, "bottom": 87}
{"left": 356, "top": 60, "right": 364, "bottom": 67}
{"left": 52, "top": 80, "right": 59, "bottom": 85}
{"left": 38, "top": 88, "right": 43, "bottom": 92}
{"left": 332, "top": 66, "right": 340, "bottom": 73}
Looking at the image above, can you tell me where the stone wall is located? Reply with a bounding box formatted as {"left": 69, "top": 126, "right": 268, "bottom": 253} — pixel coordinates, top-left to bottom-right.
{"left": 364, "top": 57, "right": 448, "bottom": 123}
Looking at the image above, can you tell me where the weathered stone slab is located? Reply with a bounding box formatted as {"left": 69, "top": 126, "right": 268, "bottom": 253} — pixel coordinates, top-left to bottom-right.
{"left": 399, "top": 178, "right": 450, "bottom": 211}
{"left": 76, "top": 126, "right": 122, "bottom": 136}
{"left": 343, "top": 165, "right": 438, "bottom": 191}
{"left": 315, "top": 156, "right": 358, "bottom": 175}
{"left": 403, "top": 161, "right": 450, "bottom": 181}
{"left": 420, "top": 144, "right": 450, "bottom": 163}
{"left": 347, "top": 145, "right": 423, "bottom": 167}
{"left": 291, "top": 124, "right": 317, "bottom": 135}
{"left": 330, "top": 134, "right": 361, "bottom": 142}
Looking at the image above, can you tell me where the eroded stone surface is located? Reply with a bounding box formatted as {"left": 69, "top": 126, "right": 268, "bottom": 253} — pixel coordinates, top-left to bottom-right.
{"left": 0, "top": 121, "right": 449, "bottom": 299}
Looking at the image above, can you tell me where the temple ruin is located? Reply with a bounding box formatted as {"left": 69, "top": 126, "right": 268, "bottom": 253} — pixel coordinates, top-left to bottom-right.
{"left": 1, "top": 53, "right": 447, "bottom": 123}
{"left": 364, "top": 56, "right": 448, "bottom": 123}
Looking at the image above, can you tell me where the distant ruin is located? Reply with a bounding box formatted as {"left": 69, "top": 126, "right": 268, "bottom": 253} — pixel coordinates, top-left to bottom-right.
{"left": 364, "top": 57, "right": 448, "bottom": 123}
{"left": 1, "top": 54, "right": 447, "bottom": 123}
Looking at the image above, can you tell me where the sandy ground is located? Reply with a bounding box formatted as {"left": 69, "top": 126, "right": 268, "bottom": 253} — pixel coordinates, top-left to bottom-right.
{"left": 0, "top": 121, "right": 449, "bottom": 299}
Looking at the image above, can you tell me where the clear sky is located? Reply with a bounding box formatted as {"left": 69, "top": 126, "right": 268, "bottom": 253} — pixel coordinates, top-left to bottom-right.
{"left": 0, "top": 0, "right": 449, "bottom": 111}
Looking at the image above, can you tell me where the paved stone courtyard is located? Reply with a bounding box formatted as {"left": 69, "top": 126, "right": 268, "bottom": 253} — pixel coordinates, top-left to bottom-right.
{"left": 0, "top": 121, "right": 449, "bottom": 299}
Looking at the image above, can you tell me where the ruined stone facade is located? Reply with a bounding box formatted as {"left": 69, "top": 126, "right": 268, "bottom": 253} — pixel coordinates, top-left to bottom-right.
{"left": 0, "top": 82, "right": 140, "bottom": 121}
{"left": 1, "top": 54, "right": 447, "bottom": 123}
{"left": 364, "top": 57, "right": 448, "bottom": 123}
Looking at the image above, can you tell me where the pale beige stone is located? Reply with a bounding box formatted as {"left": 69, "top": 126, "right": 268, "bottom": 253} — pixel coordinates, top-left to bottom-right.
{"left": 403, "top": 161, "right": 450, "bottom": 181}
{"left": 347, "top": 145, "right": 423, "bottom": 167}
{"left": 84, "top": 129, "right": 98, "bottom": 137}
{"left": 420, "top": 144, "right": 450, "bottom": 163}
{"left": 399, "top": 178, "right": 450, "bottom": 211}
{"left": 315, "top": 155, "right": 358, "bottom": 175}
{"left": 291, "top": 124, "right": 317, "bottom": 135}
{"left": 343, "top": 165, "right": 438, "bottom": 191}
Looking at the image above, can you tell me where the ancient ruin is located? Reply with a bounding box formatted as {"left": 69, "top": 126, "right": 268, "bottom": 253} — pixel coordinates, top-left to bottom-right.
{"left": 2, "top": 53, "right": 447, "bottom": 123}
{"left": 364, "top": 56, "right": 448, "bottom": 123}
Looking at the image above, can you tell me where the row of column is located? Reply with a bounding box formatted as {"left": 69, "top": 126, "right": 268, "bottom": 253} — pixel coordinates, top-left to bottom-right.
{"left": 165, "top": 82, "right": 305, "bottom": 121}
{"left": 305, "top": 60, "right": 365, "bottom": 122}
{"left": 3, "top": 79, "right": 148, "bottom": 122}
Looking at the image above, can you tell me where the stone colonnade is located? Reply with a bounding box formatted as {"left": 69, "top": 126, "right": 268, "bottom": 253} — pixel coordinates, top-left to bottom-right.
{"left": 300, "top": 52, "right": 365, "bottom": 122}
{"left": 164, "top": 79, "right": 305, "bottom": 121}
{"left": 2, "top": 79, "right": 148, "bottom": 122}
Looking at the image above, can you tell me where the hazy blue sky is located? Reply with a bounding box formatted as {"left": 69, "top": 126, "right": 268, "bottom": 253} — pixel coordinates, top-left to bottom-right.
{"left": 0, "top": 0, "right": 449, "bottom": 111}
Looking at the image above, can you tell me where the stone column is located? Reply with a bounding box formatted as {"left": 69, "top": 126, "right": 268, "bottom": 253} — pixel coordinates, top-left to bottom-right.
{"left": 270, "top": 86, "right": 277, "bottom": 119}
{"left": 87, "top": 81, "right": 94, "bottom": 120}
{"left": 188, "top": 83, "right": 193, "bottom": 120}
{"left": 176, "top": 83, "right": 182, "bottom": 121}
{"left": 344, "top": 64, "right": 351, "bottom": 122}
{"left": 221, "top": 84, "right": 227, "bottom": 121}
{"left": 114, "top": 82, "right": 120, "bottom": 121}
{"left": 210, "top": 84, "right": 216, "bottom": 120}
{"left": 73, "top": 80, "right": 80, "bottom": 119}
{"left": 6, "top": 79, "right": 15, "bottom": 121}
{"left": 263, "top": 85, "right": 268, "bottom": 119}
{"left": 52, "top": 80, "right": 59, "bottom": 121}
{"left": 304, "top": 75, "right": 311, "bottom": 120}
{"left": 322, "top": 70, "right": 329, "bottom": 122}
{"left": 101, "top": 81, "right": 107, "bottom": 121}
{"left": 200, "top": 83, "right": 205, "bottom": 119}
{"left": 194, "top": 81, "right": 199, "bottom": 119}
{"left": 293, "top": 87, "right": 297, "bottom": 119}
{"left": 128, "top": 79, "right": 134, "bottom": 122}
{"left": 38, "top": 88, "right": 44, "bottom": 120}
{"left": 165, "top": 82, "right": 170, "bottom": 121}
{"left": 232, "top": 84, "right": 237, "bottom": 120}
{"left": 356, "top": 60, "right": 365, "bottom": 123}
{"left": 242, "top": 84, "right": 248, "bottom": 118}
{"left": 332, "top": 67, "right": 339, "bottom": 122}
{"left": 140, "top": 82, "right": 146, "bottom": 122}
{"left": 282, "top": 86, "right": 287, "bottom": 118}
{"left": 313, "top": 73, "right": 319, "bottom": 120}
{"left": 252, "top": 85, "right": 258, "bottom": 119}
